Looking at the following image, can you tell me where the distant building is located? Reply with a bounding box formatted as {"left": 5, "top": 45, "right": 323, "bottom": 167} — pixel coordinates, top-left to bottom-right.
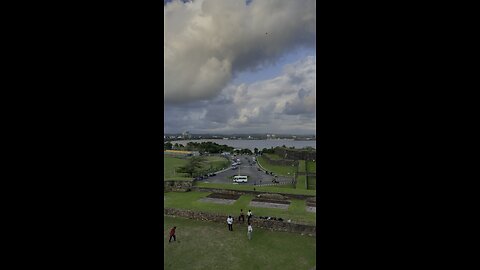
{"left": 182, "top": 131, "right": 191, "bottom": 139}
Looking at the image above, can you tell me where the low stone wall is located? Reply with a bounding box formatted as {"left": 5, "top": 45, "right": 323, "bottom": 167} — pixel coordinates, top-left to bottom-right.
{"left": 190, "top": 186, "right": 315, "bottom": 200}
{"left": 164, "top": 208, "right": 316, "bottom": 236}
{"left": 164, "top": 180, "right": 194, "bottom": 192}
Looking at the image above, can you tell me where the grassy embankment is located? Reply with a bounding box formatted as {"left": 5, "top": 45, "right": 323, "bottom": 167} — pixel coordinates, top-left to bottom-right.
{"left": 164, "top": 215, "right": 316, "bottom": 270}
{"left": 164, "top": 191, "right": 316, "bottom": 225}
{"left": 256, "top": 156, "right": 296, "bottom": 176}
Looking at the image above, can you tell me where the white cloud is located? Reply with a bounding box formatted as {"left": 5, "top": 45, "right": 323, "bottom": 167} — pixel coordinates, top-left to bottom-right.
{"left": 164, "top": 0, "right": 316, "bottom": 104}
{"left": 165, "top": 55, "right": 316, "bottom": 134}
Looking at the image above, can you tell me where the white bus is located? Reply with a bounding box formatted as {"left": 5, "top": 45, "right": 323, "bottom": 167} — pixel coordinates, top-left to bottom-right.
{"left": 233, "top": 175, "right": 248, "bottom": 183}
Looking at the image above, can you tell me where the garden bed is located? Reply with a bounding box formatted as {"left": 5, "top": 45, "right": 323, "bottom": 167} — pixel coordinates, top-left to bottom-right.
{"left": 251, "top": 198, "right": 290, "bottom": 205}
{"left": 207, "top": 193, "right": 241, "bottom": 200}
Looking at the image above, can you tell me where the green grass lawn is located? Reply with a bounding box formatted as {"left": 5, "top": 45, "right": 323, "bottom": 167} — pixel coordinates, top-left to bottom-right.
{"left": 296, "top": 175, "right": 307, "bottom": 190}
{"left": 164, "top": 156, "right": 191, "bottom": 180}
{"left": 164, "top": 156, "right": 230, "bottom": 180}
{"left": 194, "top": 182, "right": 316, "bottom": 196}
{"left": 164, "top": 191, "right": 316, "bottom": 225}
{"left": 298, "top": 160, "right": 306, "bottom": 173}
{"left": 200, "top": 156, "right": 230, "bottom": 172}
{"left": 306, "top": 160, "right": 316, "bottom": 173}
{"left": 164, "top": 216, "right": 316, "bottom": 270}
{"left": 257, "top": 156, "right": 297, "bottom": 176}
{"left": 307, "top": 176, "right": 316, "bottom": 190}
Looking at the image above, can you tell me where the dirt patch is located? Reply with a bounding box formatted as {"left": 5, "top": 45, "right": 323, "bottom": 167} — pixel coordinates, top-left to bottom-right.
{"left": 306, "top": 206, "right": 316, "bottom": 213}
{"left": 251, "top": 198, "right": 290, "bottom": 205}
{"left": 249, "top": 201, "right": 290, "bottom": 209}
{"left": 198, "top": 198, "right": 236, "bottom": 205}
{"left": 207, "top": 193, "right": 241, "bottom": 200}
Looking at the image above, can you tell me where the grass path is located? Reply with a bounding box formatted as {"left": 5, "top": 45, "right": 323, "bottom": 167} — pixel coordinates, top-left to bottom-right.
{"left": 164, "top": 216, "right": 316, "bottom": 270}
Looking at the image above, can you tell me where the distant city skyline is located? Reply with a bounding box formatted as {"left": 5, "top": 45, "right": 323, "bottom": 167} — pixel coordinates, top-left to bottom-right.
{"left": 164, "top": 0, "right": 316, "bottom": 134}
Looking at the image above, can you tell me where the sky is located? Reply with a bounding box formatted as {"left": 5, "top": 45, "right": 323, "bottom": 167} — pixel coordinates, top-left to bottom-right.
{"left": 164, "top": 0, "right": 316, "bottom": 135}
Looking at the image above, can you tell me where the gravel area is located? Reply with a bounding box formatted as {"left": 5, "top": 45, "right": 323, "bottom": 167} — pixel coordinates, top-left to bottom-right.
{"left": 198, "top": 198, "right": 237, "bottom": 205}
{"left": 306, "top": 206, "right": 316, "bottom": 213}
{"left": 251, "top": 198, "right": 290, "bottom": 205}
{"left": 249, "top": 201, "right": 290, "bottom": 209}
{"left": 207, "top": 193, "right": 241, "bottom": 200}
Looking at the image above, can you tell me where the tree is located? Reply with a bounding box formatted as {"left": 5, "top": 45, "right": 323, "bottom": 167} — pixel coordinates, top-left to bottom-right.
{"left": 164, "top": 142, "right": 173, "bottom": 150}
{"left": 254, "top": 148, "right": 258, "bottom": 155}
{"left": 177, "top": 156, "right": 205, "bottom": 177}
{"left": 241, "top": 148, "right": 252, "bottom": 155}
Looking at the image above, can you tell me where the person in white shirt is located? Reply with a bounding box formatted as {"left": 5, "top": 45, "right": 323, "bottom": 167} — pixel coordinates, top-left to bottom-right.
{"left": 227, "top": 216, "right": 234, "bottom": 231}
{"left": 247, "top": 223, "right": 253, "bottom": 240}
{"left": 247, "top": 210, "right": 253, "bottom": 223}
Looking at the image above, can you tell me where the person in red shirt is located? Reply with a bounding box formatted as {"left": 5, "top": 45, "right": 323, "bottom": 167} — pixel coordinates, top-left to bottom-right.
{"left": 169, "top": 226, "right": 176, "bottom": 243}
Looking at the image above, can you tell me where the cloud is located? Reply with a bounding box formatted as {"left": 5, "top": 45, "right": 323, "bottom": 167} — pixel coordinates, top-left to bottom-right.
{"left": 165, "top": 55, "right": 316, "bottom": 134}
{"left": 164, "top": 0, "right": 316, "bottom": 104}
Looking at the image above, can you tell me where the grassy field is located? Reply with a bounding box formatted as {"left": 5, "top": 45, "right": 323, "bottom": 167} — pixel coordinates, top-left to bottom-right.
{"left": 298, "top": 160, "right": 306, "bottom": 173}
{"left": 164, "top": 156, "right": 191, "bottom": 180}
{"left": 164, "top": 191, "right": 316, "bottom": 225}
{"left": 194, "top": 182, "right": 316, "bottom": 196}
{"left": 306, "top": 160, "right": 316, "bottom": 173}
{"left": 296, "top": 175, "right": 307, "bottom": 190}
{"left": 200, "top": 156, "right": 230, "bottom": 172}
{"left": 164, "top": 216, "right": 316, "bottom": 270}
{"left": 257, "top": 156, "right": 297, "bottom": 176}
{"left": 307, "top": 176, "right": 316, "bottom": 190}
{"left": 164, "top": 156, "right": 230, "bottom": 180}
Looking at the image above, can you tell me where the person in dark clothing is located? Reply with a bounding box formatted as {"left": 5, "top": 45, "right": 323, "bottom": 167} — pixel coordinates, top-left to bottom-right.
{"left": 169, "top": 226, "right": 176, "bottom": 243}
{"left": 239, "top": 209, "right": 245, "bottom": 223}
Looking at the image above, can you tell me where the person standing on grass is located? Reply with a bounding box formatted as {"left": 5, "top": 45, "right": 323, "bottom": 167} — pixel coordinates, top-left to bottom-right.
{"left": 247, "top": 209, "right": 253, "bottom": 223}
{"left": 247, "top": 223, "right": 253, "bottom": 240}
{"left": 169, "top": 226, "right": 176, "bottom": 243}
{"left": 227, "top": 216, "right": 234, "bottom": 231}
{"left": 239, "top": 209, "right": 245, "bottom": 223}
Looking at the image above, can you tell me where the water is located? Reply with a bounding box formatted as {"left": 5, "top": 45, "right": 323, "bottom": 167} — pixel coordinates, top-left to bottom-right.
{"left": 168, "top": 139, "right": 316, "bottom": 152}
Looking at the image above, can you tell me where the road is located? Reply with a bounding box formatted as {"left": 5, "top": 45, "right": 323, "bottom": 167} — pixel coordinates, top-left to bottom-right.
{"left": 202, "top": 155, "right": 294, "bottom": 186}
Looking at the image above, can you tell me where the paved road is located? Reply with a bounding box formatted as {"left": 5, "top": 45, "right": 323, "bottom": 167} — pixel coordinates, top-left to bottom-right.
{"left": 202, "top": 155, "right": 294, "bottom": 186}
